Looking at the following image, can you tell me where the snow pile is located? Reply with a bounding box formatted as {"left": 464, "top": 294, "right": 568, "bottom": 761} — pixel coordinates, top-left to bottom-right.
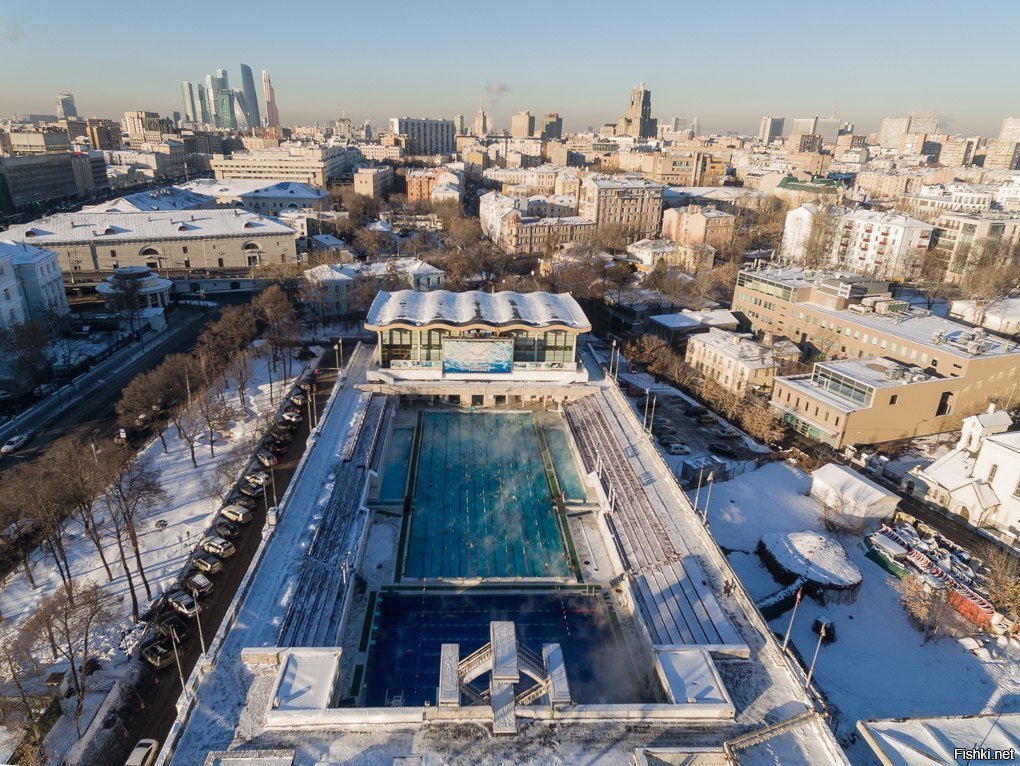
{"left": 758, "top": 531, "right": 863, "bottom": 593}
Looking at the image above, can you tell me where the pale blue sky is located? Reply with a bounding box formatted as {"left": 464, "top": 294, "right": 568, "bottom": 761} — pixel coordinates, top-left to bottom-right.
{"left": 1, "top": 0, "right": 1017, "bottom": 136}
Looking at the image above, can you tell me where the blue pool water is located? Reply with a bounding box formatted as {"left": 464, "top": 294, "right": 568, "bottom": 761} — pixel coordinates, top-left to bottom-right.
{"left": 543, "top": 427, "right": 587, "bottom": 502}
{"left": 404, "top": 412, "right": 569, "bottom": 579}
{"left": 363, "top": 592, "right": 653, "bottom": 706}
{"left": 379, "top": 427, "right": 414, "bottom": 503}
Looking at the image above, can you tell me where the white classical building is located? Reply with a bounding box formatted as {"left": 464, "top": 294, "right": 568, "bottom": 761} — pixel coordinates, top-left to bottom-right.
{"left": 302, "top": 258, "right": 444, "bottom": 318}
{"left": 95, "top": 266, "right": 173, "bottom": 309}
{"left": 0, "top": 240, "right": 69, "bottom": 328}
{"left": 905, "top": 406, "right": 1020, "bottom": 542}
{"left": 780, "top": 204, "right": 933, "bottom": 280}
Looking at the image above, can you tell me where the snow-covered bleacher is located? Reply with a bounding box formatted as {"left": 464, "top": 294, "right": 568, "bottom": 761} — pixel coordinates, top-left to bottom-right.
{"left": 565, "top": 395, "right": 746, "bottom": 652}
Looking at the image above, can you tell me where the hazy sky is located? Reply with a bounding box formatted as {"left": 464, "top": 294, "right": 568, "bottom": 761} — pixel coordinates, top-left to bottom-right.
{"left": 2, "top": 0, "right": 1018, "bottom": 137}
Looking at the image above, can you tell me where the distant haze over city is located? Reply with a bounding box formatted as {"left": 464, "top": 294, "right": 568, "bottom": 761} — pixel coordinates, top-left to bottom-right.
{"left": 1, "top": 0, "right": 1017, "bottom": 136}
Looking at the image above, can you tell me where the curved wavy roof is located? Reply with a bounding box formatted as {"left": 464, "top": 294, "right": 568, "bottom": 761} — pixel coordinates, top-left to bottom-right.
{"left": 365, "top": 290, "right": 590, "bottom": 331}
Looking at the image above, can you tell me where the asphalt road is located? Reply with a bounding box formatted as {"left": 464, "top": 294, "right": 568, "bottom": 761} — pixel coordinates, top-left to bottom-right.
{"left": 100, "top": 363, "right": 340, "bottom": 766}
{"left": 2, "top": 306, "right": 214, "bottom": 468}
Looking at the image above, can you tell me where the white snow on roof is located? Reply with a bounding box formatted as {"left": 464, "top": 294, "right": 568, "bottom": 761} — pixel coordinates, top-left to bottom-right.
{"left": 272, "top": 649, "right": 340, "bottom": 711}
{"left": 760, "top": 531, "right": 862, "bottom": 588}
{"left": 240, "top": 181, "right": 329, "bottom": 200}
{"left": 364, "top": 290, "right": 591, "bottom": 330}
{"left": 811, "top": 463, "right": 899, "bottom": 507}
{"left": 81, "top": 187, "right": 213, "bottom": 213}
{"left": 653, "top": 648, "right": 732, "bottom": 707}
{"left": 859, "top": 713, "right": 1020, "bottom": 766}
{"left": 0, "top": 239, "right": 57, "bottom": 264}
{"left": 5, "top": 210, "right": 295, "bottom": 243}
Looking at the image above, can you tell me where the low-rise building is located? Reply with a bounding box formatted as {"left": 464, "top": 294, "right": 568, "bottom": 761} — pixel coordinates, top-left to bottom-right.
{"left": 623, "top": 238, "right": 715, "bottom": 273}
{"left": 302, "top": 258, "right": 444, "bottom": 318}
{"left": 239, "top": 181, "right": 330, "bottom": 215}
{"left": 353, "top": 166, "right": 393, "bottom": 199}
{"left": 737, "top": 268, "right": 1020, "bottom": 447}
{"left": 905, "top": 406, "right": 1019, "bottom": 542}
{"left": 685, "top": 328, "right": 800, "bottom": 395}
{"left": 0, "top": 240, "right": 69, "bottom": 329}
{"left": 5, "top": 209, "right": 296, "bottom": 273}
{"left": 661, "top": 205, "right": 735, "bottom": 249}
{"left": 209, "top": 145, "right": 357, "bottom": 186}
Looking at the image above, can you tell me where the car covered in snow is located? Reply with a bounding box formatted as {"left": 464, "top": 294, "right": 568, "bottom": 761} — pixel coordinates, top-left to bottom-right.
{"left": 289, "top": 392, "right": 307, "bottom": 406}
{"left": 184, "top": 573, "right": 214, "bottom": 597}
{"left": 245, "top": 470, "right": 271, "bottom": 487}
{"left": 666, "top": 443, "right": 691, "bottom": 456}
{"left": 200, "top": 536, "right": 236, "bottom": 558}
{"left": 191, "top": 553, "right": 223, "bottom": 574}
{"left": 167, "top": 590, "right": 200, "bottom": 618}
{"left": 255, "top": 449, "right": 279, "bottom": 468}
{"left": 140, "top": 637, "right": 175, "bottom": 670}
{"left": 220, "top": 504, "right": 253, "bottom": 524}
{"left": 281, "top": 410, "right": 302, "bottom": 423}
{"left": 125, "top": 738, "right": 160, "bottom": 766}
{"left": 237, "top": 482, "right": 264, "bottom": 498}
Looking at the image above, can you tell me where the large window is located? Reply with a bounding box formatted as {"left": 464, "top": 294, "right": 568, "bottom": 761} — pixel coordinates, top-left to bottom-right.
{"left": 810, "top": 367, "right": 874, "bottom": 407}
{"left": 542, "top": 331, "right": 574, "bottom": 363}
{"left": 381, "top": 328, "right": 413, "bottom": 365}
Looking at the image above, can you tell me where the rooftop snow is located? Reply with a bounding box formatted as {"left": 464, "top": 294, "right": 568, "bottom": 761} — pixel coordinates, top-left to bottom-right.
{"left": 653, "top": 648, "right": 733, "bottom": 707}
{"left": 759, "top": 531, "right": 862, "bottom": 588}
{"left": 858, "top": 712, "right": 1020, "bottom": 766}
{"left": 364, "top": 290, "right": 591, "bottom": 331}
{"left": 240, "top": 182, "right": 329, "bottom": 200}
{"left": 272, "top": 649, "right": 340, "bottom": 712}
{"left": 811, "top": 463, "right": 899, "bottom": 507}
{"left": 5, "top": 210, "right": 295, "bottom": 243}
{"left": 0, "top": 239, "right": 57, "bottom": 263}
{"left": 81, "top": 187, "right": 214, "bottom": 213}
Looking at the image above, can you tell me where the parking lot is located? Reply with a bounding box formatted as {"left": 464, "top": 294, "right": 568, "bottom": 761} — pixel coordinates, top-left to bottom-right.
{"left": 617, "top": 376, "right": 764, "bottom": 467}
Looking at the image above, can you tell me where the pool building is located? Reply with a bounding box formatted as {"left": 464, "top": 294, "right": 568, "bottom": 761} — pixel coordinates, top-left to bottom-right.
{"left": 165, "top": 293, "right": 848, "bottom": 765}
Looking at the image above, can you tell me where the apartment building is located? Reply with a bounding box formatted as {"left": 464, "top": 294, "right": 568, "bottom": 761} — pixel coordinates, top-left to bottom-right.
{"left": 896, "top": 184, "right": 995, "bottom": 220}
{"left": 661, "top": 205, "right": 735, "bottom": 249}
{"left": 932, "top": 212, "right": 1020, "bottom": 281}
{"left": 980, "top": 140, "right": 1020, "bottom": 171}
{"left": 479, "top": 192, "right": 594, "bottom": 255}
{"left": 578, "top": 175, "right": 663, "bottom": 239}
{"left": 5, "top": 209, "right": 296, "bottom": 272}
{"left": 733, "top": 268, "right": 1020, "bottom": 447}
{"left": 0, "top": 240, "right": 69, "bottom": 330}
{"left": 353, "top": 166, "right": 394, "bottom": 199}
{"left": 780, "top": 205, "right": 933, "bottom": 281}
{"left": 387, "top": 117, "right": 455, "bottom": 156}
{"left": 685, "top": 328, "right": 800, "bottom": 396}
{"left": 209, "top": 145, "right": 357, "bottom": 186}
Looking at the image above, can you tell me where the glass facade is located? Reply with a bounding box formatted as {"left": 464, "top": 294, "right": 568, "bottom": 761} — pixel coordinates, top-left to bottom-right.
{"left": 378, "top": 327, "right": 577, "bottom": 368}
{"left": 810, "top": 366, "right": 874, "bottom": 406}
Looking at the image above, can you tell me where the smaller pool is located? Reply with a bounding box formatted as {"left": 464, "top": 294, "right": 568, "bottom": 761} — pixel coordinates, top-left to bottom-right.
{"left": 544, "top": 427, "right": 587, "bottom": 502}
{"left": 378, "top": 428, "right": 414, "bottom": 503}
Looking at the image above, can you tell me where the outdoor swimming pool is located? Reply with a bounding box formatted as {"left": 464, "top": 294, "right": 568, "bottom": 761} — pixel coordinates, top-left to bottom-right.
{"left": 378, "top": 427, "right": 414, "bottom": 503}
{"left": 543, "top": 426, "right": 587, "bottom": 502}
{"left": 402, "top": 411, "right": 570, "bottom": 579}
{"left": 363, "top": 591, "right": 655, "bottom": 707}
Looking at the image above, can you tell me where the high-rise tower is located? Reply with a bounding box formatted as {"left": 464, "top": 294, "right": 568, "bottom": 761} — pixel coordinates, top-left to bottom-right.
{"left": 56, "top": 92, "right": 77, "bottom": 120}
{"left": 262, "top": 70, "right": 280, "bottom": 127}
{"left": 240, "top": 64, "right": 261, "bottom": 129}
{"left": 620, "top": 83, "right": 655, "bottom": 139}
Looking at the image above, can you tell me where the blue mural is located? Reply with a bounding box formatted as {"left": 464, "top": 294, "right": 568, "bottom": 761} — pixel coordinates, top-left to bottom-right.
{"left": 442, "top": 339, "right": 513, "bottom": 374}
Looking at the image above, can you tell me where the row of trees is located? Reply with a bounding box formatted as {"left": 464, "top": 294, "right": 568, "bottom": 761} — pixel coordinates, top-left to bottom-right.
{"left": 623, "top": 334, "right": 787, "bottom": 445}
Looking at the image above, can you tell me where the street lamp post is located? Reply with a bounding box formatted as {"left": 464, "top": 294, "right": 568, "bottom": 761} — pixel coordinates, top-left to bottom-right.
{"left": 191, "top": 590, "right": 207, "bottom": 655}
{"left": 334, "top": 341, "right": 342, "bottom": 370}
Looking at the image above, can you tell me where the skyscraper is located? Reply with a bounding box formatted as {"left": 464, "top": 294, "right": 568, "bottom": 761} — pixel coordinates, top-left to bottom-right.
{"left": 472, "top": 97, "right": 489, "bottom": 137}
{"left": 758, "top": 116, "right": 785, "bottom": 144}
{"left": 216, "top": 90, "right": 237, "bottom": 130}
{"left": 206, "top": 69, "right": 230, "bottom": 127}
{"left": 510, "top": 110, "right": 534, "bottom": 138}
{"left": 196, "top": 87, "right": 210, "bottom": 124}
{"left": 56, "top": 92, "right": 77, "bottom": 120}
{"left": 620, "top": 83, "right": 655, "bottom": 139}
{"left": 239, "top": 64, "right": 261, "bottom": 130}
{"left": 538, "top": 113, "right": 562, "bottom": 140}
{"left": 181, "top": 82, "right": 199, "bottom": 123}
{"left": 262, "top": 70, "right": 280, "bottom": 127}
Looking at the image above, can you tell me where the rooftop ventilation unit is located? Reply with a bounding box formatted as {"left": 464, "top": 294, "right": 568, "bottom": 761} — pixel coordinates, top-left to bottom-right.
{"left": 884, "top": 365, "right": 904, "bottom": 380}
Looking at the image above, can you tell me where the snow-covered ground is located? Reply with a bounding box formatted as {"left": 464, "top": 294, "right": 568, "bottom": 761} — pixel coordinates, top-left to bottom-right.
{"left": 0, "top": 351, "right": 297, "bottom": 760}
{"left": 697, "top": 461, "right": 1020, "bottom": 762}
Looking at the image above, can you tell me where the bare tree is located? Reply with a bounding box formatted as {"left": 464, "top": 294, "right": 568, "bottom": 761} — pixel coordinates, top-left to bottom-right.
{"left": 44, "top": 437, "right": 115, "bottom": 581}
{"left": 195, "top": 383, "right": 235, "bottom": 458}
{"left": 254, "top": 285, "right": 299, "bottom": 378}
{"left": 104, "top": 275, "right": 145, "bottom": 345}
{"left": 980, "top": 544, "right": 1020, "bottom": 616}
{"left": 23, "top": 581, "right": 116, "bottom": 735}
{"left": 0, "top": 321, "right": 51, "bottom": 393}
{"left": 0, "top": 481, "right": 38, "bottom": 589}
{"left": 957, "top": 238, "right": 1020, "bottom": 326}
{"left": 0, "top": 626, "right": 46, "bottom": 763}
{"left": 894, "top": 575, "right": 956, "bottom": 644}
{"left": 101, "top": 452, "right": 168, "bottom": 615}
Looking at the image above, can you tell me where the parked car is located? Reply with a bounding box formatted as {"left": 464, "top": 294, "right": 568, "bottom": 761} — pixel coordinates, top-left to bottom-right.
{"left": 716, "top": 426, "right": 739, "bottom": 439}
{"left": 245, "top": 470, "right": 271, "bottom": 487}
{"left": 658, "top": 434, "right": 681, "bottom": 447}
{"left": 281, "top": 410, "right": 302, "bottom": 423}
{"left": 125, "top": 739, "right": 160, "bottom": 766}
{"left": 237, "top": 482, "right": 264, "bottom": 498}
{"left": 224, "top": 493, "right": 258, "bottom": 511}
{"left": 708, "top": 442, "right": 737, "bottom": 458}
{"left": 214, "top": 519, "right": 241, "bottom": 539}
{"left": 684, "top": 405, "right": 706, "bottom": 417}
{"left": 273, "top": 420, "right": 298, "bottom": 433}
{"left": 697, "top": 414, "right": 717, "bottom": 426}
{"left": 256, "top": 449, "right": 279, "bottom": 468}
{"left": 167, "top": 591, "right": 200, "bottom": 618}
{"left": 139, "top": 637, "right": 174, "bottom": 670}
{"left": 220, "top": 504, "right": 253, "bottom": 524}
{"left": 261, "top": 439, "right": 289, "bottom": 456}
{"left": 289, "top": 392, "right": 307, "bottom": 406}
{"left": 200, "top": 536, "right": 236, "bottom": 558}
{"left": 191, "top": 553, "right": 223, "bottom": 574}
{"left": 651, "top": 424, "right": 675, "bottom": 437}
{"left": 184, "top": 573, "right": 214, "bottom": 597}
{"left": 1, "top": 434, "right": 29, "bottom": 454}
{"left": 155, "top": 613, "right": 191, "bottom": 643}
{"left": 667, "top": 443, "right": 691, "bottom": 456}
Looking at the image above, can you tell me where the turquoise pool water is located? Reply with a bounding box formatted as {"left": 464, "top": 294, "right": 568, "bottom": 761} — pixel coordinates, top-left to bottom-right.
{"left": 404, "top": 412, "right": 569, "bottom": 579}
{"left": 379, "top": 427, "right": 414, "bottom": 503}
{"left": 543, "top": 427, "right": 587, "bottom": 502}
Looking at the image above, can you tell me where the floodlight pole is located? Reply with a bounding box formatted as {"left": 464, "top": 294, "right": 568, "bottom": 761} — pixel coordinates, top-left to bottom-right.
{"left": 643, "top": 389, "right": 650, "bottom": 429}
{"left": 647, "top": 395, "right": 657, "bottom": 433}
{"left": 781, "top": 588, "right": 802, "bottom": 652}
{"left": 171, "top": 629, "right": 186, "bottom": 692}
{"left": 805, "top": 623, "right": 826, "bottom": 688}
{"left": 192, "top": 590, "right": 207, "bottom": 656}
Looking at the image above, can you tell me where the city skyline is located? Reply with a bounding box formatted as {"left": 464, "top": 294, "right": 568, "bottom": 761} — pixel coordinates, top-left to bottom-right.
{"left": 2, "top": 0, "right": 1018, "bottom": 136}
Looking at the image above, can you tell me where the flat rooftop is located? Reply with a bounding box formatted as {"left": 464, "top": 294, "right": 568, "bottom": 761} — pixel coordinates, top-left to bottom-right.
{"left": 365, "top": 289, "right": 591, "bottom": 331}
